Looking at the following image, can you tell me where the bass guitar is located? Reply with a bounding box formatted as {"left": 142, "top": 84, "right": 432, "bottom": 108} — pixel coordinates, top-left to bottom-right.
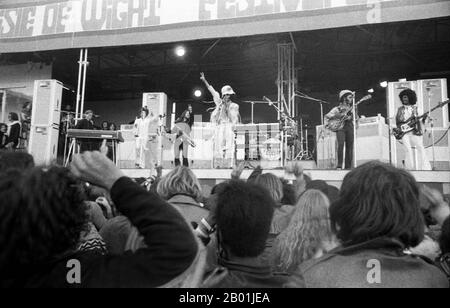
{"left": 393, "top": 99, "right": 449, "bottom": 140}
{"left": 325, "top": 95, "right": 372, "bottom": 132}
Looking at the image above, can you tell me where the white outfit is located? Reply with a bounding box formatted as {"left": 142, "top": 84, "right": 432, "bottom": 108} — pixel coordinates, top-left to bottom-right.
{"left": 134, "top": 115, "right": 158, "bottom": 168}
{"left": 207, "top": 85, "right": 240, "bottom": 159}
{"left": 397, "top": 105, "right": 432, "bottom": 170}
{"left": 401, "top": 133, "right": 432, "bottom": 171}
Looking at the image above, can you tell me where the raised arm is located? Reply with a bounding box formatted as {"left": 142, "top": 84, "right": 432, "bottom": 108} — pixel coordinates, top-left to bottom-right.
{"left": 200, "top": 72, "right": 221, "bottom": 105}
{"left": 70, "top": 152, "right": 198, "bottom": 287}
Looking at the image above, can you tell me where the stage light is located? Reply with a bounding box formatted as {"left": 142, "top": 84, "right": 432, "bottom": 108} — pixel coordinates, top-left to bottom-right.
{"left": 380, "top": 81, "right": 388, "bottom": 88}
{"left": 194, "top": 90, "right": 202, "bottom": 97}
{"left": 175, "top": 46, "right": 186, "bottom": 57}
{"left": 368, "top": 88, "right": 374, "bottom": 93}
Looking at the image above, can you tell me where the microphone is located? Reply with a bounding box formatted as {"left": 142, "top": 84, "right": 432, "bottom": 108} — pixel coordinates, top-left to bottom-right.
{"left": 263, "top": 96, "right": 273, "bottom": 106}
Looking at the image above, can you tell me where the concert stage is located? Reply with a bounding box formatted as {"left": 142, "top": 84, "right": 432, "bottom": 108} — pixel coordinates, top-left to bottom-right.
{"left": 121, "top": 168, "right": 450, "bottom": 196}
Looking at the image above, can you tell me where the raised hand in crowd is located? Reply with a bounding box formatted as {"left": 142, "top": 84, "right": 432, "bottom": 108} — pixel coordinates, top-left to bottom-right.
{"left": 70, "top": 151, "right": 124, "bottom": 190}
{"left": 231, "top": 162, "right": 245, "bottom": 180}
{"left": 421, "top": 186, "right": 450, "bottom": 226}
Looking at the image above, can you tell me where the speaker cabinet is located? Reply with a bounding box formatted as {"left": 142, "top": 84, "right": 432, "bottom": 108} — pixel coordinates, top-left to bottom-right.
{"left": 28, "top": 80, "right": 62, "bottom": 165}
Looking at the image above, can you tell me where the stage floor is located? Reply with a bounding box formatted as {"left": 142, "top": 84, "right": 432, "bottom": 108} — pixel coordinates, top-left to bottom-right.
{"left": 122, "top": 168, "right": 450, "bottom": 194}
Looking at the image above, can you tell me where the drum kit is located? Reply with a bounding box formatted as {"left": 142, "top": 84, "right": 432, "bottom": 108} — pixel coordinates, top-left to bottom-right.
{"left": 242, "top": 95, "right": 320, "bottom": 162}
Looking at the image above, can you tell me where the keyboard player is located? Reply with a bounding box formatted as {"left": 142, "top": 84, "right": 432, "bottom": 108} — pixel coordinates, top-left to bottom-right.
{"left": 75, "top": 110, "right": 99, "bottom": 152}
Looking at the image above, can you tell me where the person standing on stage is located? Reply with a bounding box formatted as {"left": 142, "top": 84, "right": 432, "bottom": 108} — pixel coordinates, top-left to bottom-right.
{"left": 200, "top": 72, "right": 240, "bottom": 160}
{"left": 325, "top": 90, "right": 356, "bottom": 170}
{"left": 75, "top": 110, "right": 98, "bottom": 152}
{"left": 396, "top": 89, "right": 432, "bottom": 170}
{"left": 171, "top": 110, "right": 194, "bottom": 167}
{"left": 5, "top": 112, "right": 21, "bottom": 151}
{"left": 134, "top": 106, "right": 158, "bottom": 169}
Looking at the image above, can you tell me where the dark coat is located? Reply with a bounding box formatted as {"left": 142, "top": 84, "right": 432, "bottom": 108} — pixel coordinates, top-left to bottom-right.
{"left": 0, "top": 177, "right": 198, "bottom": 288}
{"left": 290, "top": 238, "right": 449, "bottom": 288}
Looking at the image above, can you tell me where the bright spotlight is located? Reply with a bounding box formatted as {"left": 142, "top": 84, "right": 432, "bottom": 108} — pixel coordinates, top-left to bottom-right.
{"left": 380, "top": 81, "right": 388, "bottom": 88}
{"left": 368, "top": 88, "right": 374, "bottom": 93}
{"left": 194, "top": 90, "right": 202, "bottom": 97}
{"left": 175, "top": 46, "right": 186, "bottom": 57}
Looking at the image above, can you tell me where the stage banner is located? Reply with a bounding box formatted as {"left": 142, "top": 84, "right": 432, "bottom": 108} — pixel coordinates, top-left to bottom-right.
{"left": 0, "top": 0, "right": 448, "bottom": 52}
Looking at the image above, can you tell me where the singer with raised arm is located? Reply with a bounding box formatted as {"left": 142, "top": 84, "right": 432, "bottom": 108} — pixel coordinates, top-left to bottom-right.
{"left": 200, "top": 72, "right": 240, "bottom": 163}
{"left": 134, "top": 106, "right": 158, "bottom": 169}
{"left": 324, "top": 90, "right": 357, "bottom": 170}
{"left": 75, "top": 110, "right": 99, "bottom": 152}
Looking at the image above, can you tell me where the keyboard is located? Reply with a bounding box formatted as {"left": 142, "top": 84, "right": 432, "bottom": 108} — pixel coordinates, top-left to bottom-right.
{"left": 67, "top": 129, "right": 124, "bottom": 142}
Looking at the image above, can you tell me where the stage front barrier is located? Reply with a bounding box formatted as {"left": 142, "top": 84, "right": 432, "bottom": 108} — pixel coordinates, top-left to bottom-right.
{"left": 388, "top": 79, "right": 449, "bottom": 170}
{"left": 316, "top": 115, "right": 390, "bottom": 169}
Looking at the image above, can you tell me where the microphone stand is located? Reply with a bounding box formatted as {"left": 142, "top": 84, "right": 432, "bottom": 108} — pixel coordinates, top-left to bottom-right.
{"left": 294, "top": 93, "right": 330, "bottom": 165}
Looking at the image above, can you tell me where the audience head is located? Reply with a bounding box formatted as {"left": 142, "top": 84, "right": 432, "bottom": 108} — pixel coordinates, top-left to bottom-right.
{"left": 215, "top": 180, "right": 275, "bottom": 258}
{"left": 0, "top": 167, "right": 87, "bottom": 272}
{"left": 330, "top": 161, "right": 424, "bottom": 248}
{"left": 8, "top": 112, "right": 19, "bottom": 122}
{"left": 0, "top": 152, "right": 35, "bottom": 173}
{"left": 101, "top": 121, "right": 109, "bottom": 130}
{"left": 306, "top": 180, "right": 340, "bottom": 204}
{"left": 281, "top": 179, "right": 297, "bottom": 205}
{"left": 157, "top": 166, "right": 203, "bottom": 202}
{"left": 274, "top": 189, "right": 333, "bottom": 273}
{"left": 0, "top": 123, "right": 7, "bottom": 133}
{"left": 254, "top": 173, "right": 284, "bottom": 206}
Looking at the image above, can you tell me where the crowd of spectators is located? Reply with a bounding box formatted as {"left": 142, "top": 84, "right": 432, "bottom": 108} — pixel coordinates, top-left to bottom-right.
{"left": 0, "top": 148, "right": 449, "bottom": 288}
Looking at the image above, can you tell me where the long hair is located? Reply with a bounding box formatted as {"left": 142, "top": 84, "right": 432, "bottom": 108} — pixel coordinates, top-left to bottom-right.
{"left": 175, "top": 110, "right": 190, "bottom": 124}
{"left": 254, "top": 173, "right": 284, "bottom": 206}
{"left": 157, "top": 166, "right": 203, "bottom": 202}
{"left": 330, "top": 161, "right": 424, "bottom": 248}
{"left": 273, "top": 190, "right": 333, "bottom": 274}
{"left": 440, "top": 217, "right": 450, "bottom": 254}
{"left": 399, "top": 89, "right": 417, "bottom": 106}
{"left": 8, "top": 112, "right": 19, "bottom": 121}
{"left": 0, "top": 167, "right": 88, "bottom": 273}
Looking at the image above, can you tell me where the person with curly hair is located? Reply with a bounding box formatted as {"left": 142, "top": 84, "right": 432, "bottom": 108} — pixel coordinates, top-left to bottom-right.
{"left": 396, "top": 88, "right": 432, "bottom": 170}
{"left": 272, "top": 190, "right": 337, "bottom": 275}
{"left": 0, "top": 152, "right": 199, "bottom": 288}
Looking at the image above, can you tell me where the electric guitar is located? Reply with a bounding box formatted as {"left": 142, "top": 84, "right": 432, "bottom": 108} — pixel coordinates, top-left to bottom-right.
{"left": 163, "top": 122, "right": 196, "bottom": 148}
{"left": 393, "top": 99, "right": 450, "bottom": 140}
{"left": 325, "top": 95, "right": 372, "bottom": 132}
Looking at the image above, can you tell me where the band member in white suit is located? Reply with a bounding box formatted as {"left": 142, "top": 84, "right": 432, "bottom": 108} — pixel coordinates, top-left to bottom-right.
{"left": 396, "top": 89, "right": 432, "bottom": 170}
{"left": 134, "top": 106, "right": 158, "bottom": 169}
{"left": 200, "top": 72, "right": 240, "bottom": 160}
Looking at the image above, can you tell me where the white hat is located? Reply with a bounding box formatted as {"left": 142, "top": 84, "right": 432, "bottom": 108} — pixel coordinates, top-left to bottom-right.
{"left": 221, "top": 85, "right": 235, "bottom": 97}
{"left": 339, "top": 90, "right": 354, "bottom": 101}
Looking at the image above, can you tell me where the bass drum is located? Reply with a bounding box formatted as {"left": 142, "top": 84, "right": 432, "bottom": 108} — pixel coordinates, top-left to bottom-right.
{"left": 260, "top": 138, "right": 281, "bottom": 161}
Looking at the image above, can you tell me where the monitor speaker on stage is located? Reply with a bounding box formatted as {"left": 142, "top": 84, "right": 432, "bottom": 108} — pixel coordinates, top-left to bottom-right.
{"left": 142, "top": 92, "right": 168, "bottom": 168}
{"left": 28, "top": 80, "right": 63, "bottom": 165}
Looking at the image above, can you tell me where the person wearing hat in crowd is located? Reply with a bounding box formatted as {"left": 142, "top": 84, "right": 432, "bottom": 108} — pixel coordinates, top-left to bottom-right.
{"left": 75, "top": 109, "right": 99, "bottom": 152}
{"left": 200, "top": 72, "right": 240, "bottom": 161}
{"left": 324, "top": 90, "right": 357, "bottom": 170}
{"left": 396, "top": 88, "right": 432, "bottom": 170}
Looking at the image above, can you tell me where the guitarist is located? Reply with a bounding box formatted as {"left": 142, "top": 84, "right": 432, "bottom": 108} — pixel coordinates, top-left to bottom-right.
{"left": 325, "top": 90, "right": 357, "bottom": 170}
{"left": 395, "top": 89, "right": 432, "bottom": 170}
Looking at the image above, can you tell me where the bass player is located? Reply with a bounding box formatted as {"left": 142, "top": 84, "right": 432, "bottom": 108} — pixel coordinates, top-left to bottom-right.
{"left": 325, "top": 90, "right": 357, "bottom": 170}
{"left": 395, "top": 88, "right": 432, "bottom": 170}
